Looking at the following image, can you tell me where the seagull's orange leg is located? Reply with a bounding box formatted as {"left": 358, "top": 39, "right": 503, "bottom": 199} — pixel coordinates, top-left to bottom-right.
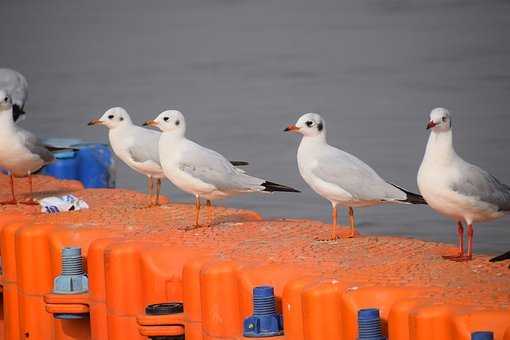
{"left": 445, "top": 222, "right": 473, "bottom": 262}
{"left": 0, "top": 174, "right": 17, "bottom": 205}
{"left": 194, "top": 196, "right": 201, "bottom": 227}
{"left": 154, "top": 178, "right": 162, "bottom": 206}
{"left": 20, "top": 174, "right": 38, "bottom": 205}
{"left": 347, "top": 207, "right": 356, "bottom": 238}
{"left": 315, "top": 204, "right": 340, "bottom": 241}
{"left": 147, "top": 176, "right": 154, "bottom": 206}
{"left": 206, "top": 199, "right": 213, "bottom": 227}
{"left": 443, "top": 221, "right": 467, "bottom": 260}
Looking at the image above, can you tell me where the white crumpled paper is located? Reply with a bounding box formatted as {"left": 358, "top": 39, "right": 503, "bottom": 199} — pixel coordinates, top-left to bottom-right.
{"left": 39, "top": 194, "right": 89, "bottom": 213}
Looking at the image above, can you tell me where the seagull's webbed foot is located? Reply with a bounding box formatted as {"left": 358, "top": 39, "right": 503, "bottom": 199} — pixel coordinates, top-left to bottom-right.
{"left": 314, "top": 232, "right": 342, "bottom": 242}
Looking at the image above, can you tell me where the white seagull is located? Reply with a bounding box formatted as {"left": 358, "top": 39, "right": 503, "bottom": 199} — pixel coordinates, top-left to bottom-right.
{"left": 285, "top": 113, "right": 426, "bottom": 241}
{"left": 418, "top": 108, "right": 510, "bottom": 261}
{"left": 88, "top": 107, "right": 166, "bottom": 206}
{"left": 0, "top": 68, "right": 28, "bottom": 122}
{"left": 144, "top": 110, "right": 299, "bottom": 228}
{"left": 0, "top": 90, "right": 54, "bottom": 204}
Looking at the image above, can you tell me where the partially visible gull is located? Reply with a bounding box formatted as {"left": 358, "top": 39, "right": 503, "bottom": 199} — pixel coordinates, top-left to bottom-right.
{"left": 0, "top": 90, "right": 53, "bottom": 204}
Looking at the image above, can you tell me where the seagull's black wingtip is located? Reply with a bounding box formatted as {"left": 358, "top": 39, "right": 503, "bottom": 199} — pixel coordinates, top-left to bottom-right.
{"left": 261, "top": 181, "right": 300, "bottom": 193}
{"left": 389, "top": 182, "right": 427, "bottom": 205}
{"left": 490, "top": 251, "right": 510, "bottom": 263}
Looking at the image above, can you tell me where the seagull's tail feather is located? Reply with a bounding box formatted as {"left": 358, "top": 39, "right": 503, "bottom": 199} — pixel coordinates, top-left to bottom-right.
{"left": 389, "top": 182, "right": 427, "bottom": 205}
{"left": 490, "top": 251, "right": 510, "bottom": 263}
{"left": 261, "top": 181, "right": 300, "bottom": 193}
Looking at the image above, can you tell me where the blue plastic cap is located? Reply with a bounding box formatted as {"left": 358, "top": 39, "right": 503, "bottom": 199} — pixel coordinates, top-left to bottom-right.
{"left": 358, "top": 308, "right": 380, "bottom": 320}
{"left": 243, "top": 285, "right": 284, "bottom": 337}
{"left": 253, "top": 286, "right": 274, "bottom": 298}
{"left": 62, "top": 247, "right": 81, "bottom": 257}
{"left": 472, "top": 331, "right": 494, "bottom": 340}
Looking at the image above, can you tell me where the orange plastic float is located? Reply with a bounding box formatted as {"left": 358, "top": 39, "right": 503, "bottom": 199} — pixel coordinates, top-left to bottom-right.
{"left": 0, "top": 174, "right": 509, "bottom": 340}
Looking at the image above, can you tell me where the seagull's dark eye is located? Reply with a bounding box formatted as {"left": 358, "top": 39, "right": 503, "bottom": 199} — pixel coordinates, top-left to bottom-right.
{"left": 163, "top": 117, "right": 169, "bottom": 122}
{"left": 175, "top": 120, "right": 180, "bottom": 126}
{"left": 442, "top": 116, "right": 447, "bottom": 122}
{"left": 305, "top": 121, "right": 314, "bottom": 127}
{"left": 108, "top": 115, "right": 114, "bottom": 119}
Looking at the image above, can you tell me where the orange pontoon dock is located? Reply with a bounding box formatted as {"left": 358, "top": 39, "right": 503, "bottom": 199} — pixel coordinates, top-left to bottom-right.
{"left": 0, "top": 174, "right": 509, "bottom": 340}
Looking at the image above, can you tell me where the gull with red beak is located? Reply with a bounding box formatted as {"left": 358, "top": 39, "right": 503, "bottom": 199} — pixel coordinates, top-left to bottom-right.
{"left": 418, "top": 107, "right": 510, "bottom": 261}
{"left": 88, "top": 107, "right": 166, "bottom": 206}
{"left": 285, "top": 112, "right": 426, "bottom": 241}
{"left": 145, "top": 110, "right": 299, "bottom": 229}
{"left": 0, "top": 91, "right": 54, "bottom": 204}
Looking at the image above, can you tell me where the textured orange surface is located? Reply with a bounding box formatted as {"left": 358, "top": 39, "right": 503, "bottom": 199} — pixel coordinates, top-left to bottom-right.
{"left": 1, "top": 174, "right": 509, "bottom": 340}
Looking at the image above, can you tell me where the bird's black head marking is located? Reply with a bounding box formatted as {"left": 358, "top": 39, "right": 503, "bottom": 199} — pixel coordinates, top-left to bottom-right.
{"left": 317, "top": 121, "right": 323, "bottom": 131}
{"left": 175, "top": 120, "right": 180, "bottom": 126}
{"left": 120, "top": 117, "right": 124, "bottom": 121}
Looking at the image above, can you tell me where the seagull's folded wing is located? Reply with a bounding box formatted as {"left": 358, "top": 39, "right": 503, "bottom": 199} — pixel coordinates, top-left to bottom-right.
{"left": 128, "top": 129, "right": 161, "bottom": 164}
{"left": 312, "top": 147, "right": 406, "bottom": 202}
{"left": 17, "top": 127, "right": 54, "bottom": 163}
{"left": 178, "top": 141, "right": 262, "bottom": 192}
{"left": 451, "top": 162, "right": 510, "bottom": 211}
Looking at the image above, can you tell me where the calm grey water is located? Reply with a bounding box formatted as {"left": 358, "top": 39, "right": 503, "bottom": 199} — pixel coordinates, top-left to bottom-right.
{"left": 2, "top": 0, "right": 509, "bottom": 253}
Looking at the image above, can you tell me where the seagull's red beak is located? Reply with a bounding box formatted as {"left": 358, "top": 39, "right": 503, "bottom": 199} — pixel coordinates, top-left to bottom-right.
{"left": 426, "top": 121, "right": 438, "bottom": 130}
{"left": 143, "top": 119, "right": 158, "bottom": 127}
{"left": 284, "top": 124, "right": 300, "bottom": 132}
{"left": 88, "top": 119, "right": 103, "bottom": 126}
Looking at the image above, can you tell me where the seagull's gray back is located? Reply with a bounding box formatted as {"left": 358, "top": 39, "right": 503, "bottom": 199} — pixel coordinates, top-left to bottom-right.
{"left": 313, "top": 145, "right": 407, "bottom": 201}
{"left": 178, "top": 139, "right": 262, "bottom": 192}
{"left": 451, "top": 161, "right": 510, "bottom": 211}
{"left": 0, "top": 68, "right": 28, "bottom": 107}
{"left": 127, "top": 126, "right": 161, "bottom": 164}
{"left": 18, "top": 128, "right": 54, "bottom": 164}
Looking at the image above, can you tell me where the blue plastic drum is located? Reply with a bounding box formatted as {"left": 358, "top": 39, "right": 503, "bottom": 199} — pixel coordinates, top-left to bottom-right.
{"left": 40, "top": 150, "right": 79, "bottom": 180}
{"left": 75, "top": 143, "right": 115, "bottom": 188}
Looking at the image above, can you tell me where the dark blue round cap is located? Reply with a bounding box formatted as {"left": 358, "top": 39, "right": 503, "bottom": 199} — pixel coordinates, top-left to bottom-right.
{"left": 471, "top": 331, "right": 494, "bottom": 340}
{"left": 358, "top": 308, "right": 380, "bottom": 320}
{"left": 253, "top": 286, "right": 274, "bottom": 298}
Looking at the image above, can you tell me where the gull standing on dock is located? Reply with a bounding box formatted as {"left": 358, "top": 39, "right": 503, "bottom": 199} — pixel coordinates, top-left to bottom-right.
{"left": 418, "top": 108, "right": 510, "bottom": 261}
{"left": 285, "top": 113, "right": 426, "bottom": 241}
{"left": 88, "top": 107, "right": 166, "bottom": 206}
{"left": 0, "top": 91, "right": 54, "bottom": 204}
{"left": 144, "top": 110, "right": 299, "bottom": 228}
{"left": 0, "top": 68, "right": 28, "bottom": 122}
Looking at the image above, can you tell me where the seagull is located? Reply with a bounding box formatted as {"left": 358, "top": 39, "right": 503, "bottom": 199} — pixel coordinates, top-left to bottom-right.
{"left": 144, "top": 110, "right": 299, "bottom": 228}
{"left": 418, "top": 108, "right": 510, "bottom": 261}
{"left": 88, "top": 107, "right": 166, "bottom": 206}
{"left": 0, "top": 90, "right": 54, "bottom": 204}
{"left": 0, "top": 68, "right": 28, "bottom": 122}
{"left": 285, "top": 113, "right": 426, "bottom": 241}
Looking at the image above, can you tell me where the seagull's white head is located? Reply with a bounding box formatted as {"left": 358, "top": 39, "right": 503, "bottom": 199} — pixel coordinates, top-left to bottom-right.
{"left": 88, "top": 107, "right": 132, "bottom": 129}
{"left": 285, "top": 112, "right": 325, "bottom": 137}
{"left": 145, "top": 110, "right": 186, "bottom": 136}
{"left": 0, "top": 90, "right": 12, "bottom": 112}
{"left": 427, "top": 107, "right": 452, "bottom": 132}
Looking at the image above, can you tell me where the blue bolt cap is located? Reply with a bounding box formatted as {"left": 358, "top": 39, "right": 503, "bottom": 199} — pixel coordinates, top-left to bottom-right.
{"left": 243, "top": 314, "right": 284, "bottom": 337}
{"left": 358, "top": 308, "right": 380, "bottom": 320}
{"left": 253, "top": 286, "right": 274, "bottom": 298}
{"left": 472, "top": 331, "right": 494, "bottom": 340}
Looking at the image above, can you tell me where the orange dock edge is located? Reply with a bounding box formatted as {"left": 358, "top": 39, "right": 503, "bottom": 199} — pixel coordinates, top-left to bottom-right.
{"left": 0, "top": 174, "right": 509, "bottom": 340}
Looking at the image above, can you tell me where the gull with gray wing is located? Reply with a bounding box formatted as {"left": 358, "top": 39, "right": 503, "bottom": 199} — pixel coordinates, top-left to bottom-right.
{"left": 145, "top": 110, "right": 299, "bottom": 228}
{"left": 0, "top": 90, "right": 54, "bottom": 204}
{"left": 88, "top": 107, "right": 166, "bottom": 206}
{"left": 418, "top": 108, "right": 510, "bottom": 261}
{"left": 285, "top": 113, "right": 425, "bottom": 241}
